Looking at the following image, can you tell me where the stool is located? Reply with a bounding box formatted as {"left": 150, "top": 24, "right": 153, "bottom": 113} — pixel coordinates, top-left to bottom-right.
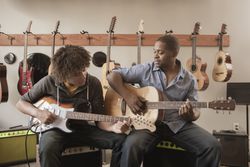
{"left": 36, "top": 145, "right": 102, "bottom": 167}
{"left": 143, "top": 140, "right": 195, "bottom": 167}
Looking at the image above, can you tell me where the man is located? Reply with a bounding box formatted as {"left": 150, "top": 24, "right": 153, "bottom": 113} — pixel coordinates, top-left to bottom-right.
{"left": 16, "top": 45, "right": 128, "bottom": 167}
{"left": 107, "top": 35, "right": 221, "bottom": 167}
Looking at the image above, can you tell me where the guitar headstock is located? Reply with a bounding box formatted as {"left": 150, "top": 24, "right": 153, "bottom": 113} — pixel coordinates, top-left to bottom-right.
{"left": 137, "top": 19, "right": 144, "bottom": 34}
{"left": 107, "top": 16, "right": 117, "bottom": 34}
{"left": 192, "top": 22, "right": 201, "bottom": 35}
{"left": 53, "top": 20, "right": 60, "bottom": 34}
{"left": 26, "top": 21, "right": 32, "bottom": 33}
{"left": 220, "top": 23, "right": 227, "bottom": 35}
{"left": 209, "top": 99, "right": 236, "bottom": 111}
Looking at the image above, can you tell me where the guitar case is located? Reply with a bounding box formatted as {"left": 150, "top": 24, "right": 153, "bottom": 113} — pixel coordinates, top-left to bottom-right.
{"left": 19, "top": 53, "right": 51, "bottom": 85}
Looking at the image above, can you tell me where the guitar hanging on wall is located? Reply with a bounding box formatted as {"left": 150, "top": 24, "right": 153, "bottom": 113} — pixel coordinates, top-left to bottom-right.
{"left": 186, "top": 22, "right": 209, "bottom": 91}
{"left": 132, "top": 19, "right": 144, "bottom": 66}
{"left": 17, "top": 21, "right": 33, "bottom": 95}
{"left": 101, "top": 16, "right": 118, "bottom": 97}
{"left": 212, "top": 24, "right": 232, "bottom": 82}
{"left": 48, "top": 20, "right": 60, "bottom": 75}
{"left": 0, "top": 63, "right": 8, "bottom": 103}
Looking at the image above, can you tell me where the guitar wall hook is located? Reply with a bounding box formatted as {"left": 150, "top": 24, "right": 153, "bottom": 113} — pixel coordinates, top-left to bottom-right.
{"left": 165, "top": 30, "right": 173, "bottom": 35}
{"left": 80, "top": 30, "right": 92, "bottom": 45}
{"left": 29, "top": 32, "right": 41, "bottom": 45}
{"left": 57, "top": 32, "right": 66, "bottom": 45}
{"left": 0, "top": 24, "right": 15, "bottom": 45}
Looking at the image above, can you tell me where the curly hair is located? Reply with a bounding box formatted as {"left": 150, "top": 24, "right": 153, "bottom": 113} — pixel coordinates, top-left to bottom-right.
{"left": 156, "top": 35, "right": 180, "bottom": 53}
{"left": 51, "top": 45, "right": 91, "bottom": 83}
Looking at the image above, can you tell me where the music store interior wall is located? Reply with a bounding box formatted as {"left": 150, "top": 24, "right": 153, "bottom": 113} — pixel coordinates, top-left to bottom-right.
{"left": 0, "top": 0, "right": 249, "bottom": 145}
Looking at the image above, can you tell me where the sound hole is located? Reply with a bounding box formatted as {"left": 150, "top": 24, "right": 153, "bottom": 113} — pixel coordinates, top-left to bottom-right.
{"left": 217, "top": 57, "right": 223, "bottom": 65}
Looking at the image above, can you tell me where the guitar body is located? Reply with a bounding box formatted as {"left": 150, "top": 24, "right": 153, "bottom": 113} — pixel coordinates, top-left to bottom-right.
{"left": 0, "top": 63, "right": 8, "bottom": 102}
{"left": 105, "top": 85, "right": 161, "bottom": 126}
{"left": 212, "top": 50, "right": 232, "bottom": 82}
{"left": 32, "top": 97, "right": 74, "bottom": 133}
{"left": 186, "top": 56, "right": 209, "bottom": 91}
{"left": 17, "top": 65, "right": 33, "bottom": 95}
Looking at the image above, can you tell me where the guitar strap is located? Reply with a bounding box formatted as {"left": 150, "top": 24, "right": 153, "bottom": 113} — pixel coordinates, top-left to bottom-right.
{"left": 55, "top": 74, "right": 91, "bottom": 112}
{"left": 86, "top": 74, "right": 92, "bottom": 112}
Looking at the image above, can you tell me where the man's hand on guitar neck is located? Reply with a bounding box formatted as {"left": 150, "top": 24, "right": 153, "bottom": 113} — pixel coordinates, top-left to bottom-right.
{"left": 178, "top": 99, "right": 200, "bottom": 122}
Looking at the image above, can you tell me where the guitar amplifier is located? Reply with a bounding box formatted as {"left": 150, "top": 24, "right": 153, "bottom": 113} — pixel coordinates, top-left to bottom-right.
{"left": 213, "top": 130, "right": 249, "bottom": 167}
{"left": 0, "top": 127, "right": 37, "bottom": 166}
{"left": 143, "top": 140, "right": 195, "bottom": 167}
{"left": 36, "top": 145, "right": 102, "bottom": 167}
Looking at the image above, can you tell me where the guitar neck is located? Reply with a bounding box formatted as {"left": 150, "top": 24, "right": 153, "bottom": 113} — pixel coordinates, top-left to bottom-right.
{"left": 51, "top": 34, "right": 56, "bottom": 57}
{"left": 219, "top": 33, "right": 223, "bottom": 51}
{"left": 23, "top": 33, "right": 29, "bottom": 73}
{"left": 191, "top": 36, "right": 197, "bottom": 71}
{"left": 147, "top": 101, "right": 208, "bottom": 109}
{"left": 106, "top": 33, "right": 112, "bottom": 73}
{"left": 137, "top": 33, "right": 142, "bottom": 64}
{"left": 66, "top": 111, "right": 129, "bottom": 122}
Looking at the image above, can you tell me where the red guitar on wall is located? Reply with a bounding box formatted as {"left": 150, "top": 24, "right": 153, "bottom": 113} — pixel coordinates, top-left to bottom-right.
{"left": 186, "top": 22, "right": 209, "bottom": 91}
{"left": 17, "top": 21, "right": 33, "bottom": 95}
{"left": 0, "top": 63, "right": 8, "bottom": 103}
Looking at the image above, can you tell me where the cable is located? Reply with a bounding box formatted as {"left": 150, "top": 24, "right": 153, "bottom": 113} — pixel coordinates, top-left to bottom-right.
{"left": 24, "top": 123, "right": 39, "bottom": 167}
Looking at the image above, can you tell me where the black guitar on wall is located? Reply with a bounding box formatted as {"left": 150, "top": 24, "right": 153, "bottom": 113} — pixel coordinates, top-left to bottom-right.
{"left": 0, "top": 63, "right": 8, "bottom": 103}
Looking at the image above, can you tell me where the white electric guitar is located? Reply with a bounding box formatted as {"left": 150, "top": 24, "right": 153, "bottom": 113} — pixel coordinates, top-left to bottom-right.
{"left": 30, "top": 97, "right": 155, "bottom": 133}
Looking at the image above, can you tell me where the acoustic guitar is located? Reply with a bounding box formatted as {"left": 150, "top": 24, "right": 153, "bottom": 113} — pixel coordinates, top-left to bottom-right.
{"left": 186, "top": 22, "right": 209, "bottom": 91}
{"left": 48, "top": 21, "right": 60, "bottom": 75}
{"left": 105, "top": 84, "right": 236, "bottom": 127}
{"left": 0, "top": 63, "right": 8, "bottom": 103}
{"left": 17, "top": 21, "right": 33, "bottom": 95}
{"left": 30, "top": 97, "right": 155, "bottom": 133}
{"left": 212, "top": 24, "right": 232, "bottom": 82}
{"left": 101, "top": 16, "right": 118, "bottom": 96}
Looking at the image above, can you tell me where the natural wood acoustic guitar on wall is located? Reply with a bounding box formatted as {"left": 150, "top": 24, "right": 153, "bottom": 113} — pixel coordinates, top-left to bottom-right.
{"left": 186, "top": 22, "right": 209, "bottom": 91}
{"left": 101, "top": 16, "right": 119, "bottom": 96}
{"left": 212, "top": 24, "right": 232, "bottom": 82}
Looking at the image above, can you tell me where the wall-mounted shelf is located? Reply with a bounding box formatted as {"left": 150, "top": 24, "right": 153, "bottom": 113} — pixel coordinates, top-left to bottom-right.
{"left": 0, "top": 34, "right": 229, "bottom": 47}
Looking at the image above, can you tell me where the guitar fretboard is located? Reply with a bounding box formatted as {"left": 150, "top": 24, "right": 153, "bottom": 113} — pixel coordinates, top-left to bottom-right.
{"left": 66, "top": 112, "right": 129, "bottom": 122}
{"left": 147, "top": 101, "right": 208, "bottom": 109}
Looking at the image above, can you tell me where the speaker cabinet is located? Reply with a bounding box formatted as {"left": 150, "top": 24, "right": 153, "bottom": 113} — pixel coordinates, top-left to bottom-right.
{"left": 213, "top": 131, "right": 249, "bottom": 167}
{"left": 143, "top": 141, "right": 195, "bottom": 167}
{"left": 0, "top": 128, "right": 36, "bottom": 166}
{"left": 36, "top": 145, "right": 102, "bottom": 167}
{"left": 61, "top": 147, "right": 102, "bottom": 167}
